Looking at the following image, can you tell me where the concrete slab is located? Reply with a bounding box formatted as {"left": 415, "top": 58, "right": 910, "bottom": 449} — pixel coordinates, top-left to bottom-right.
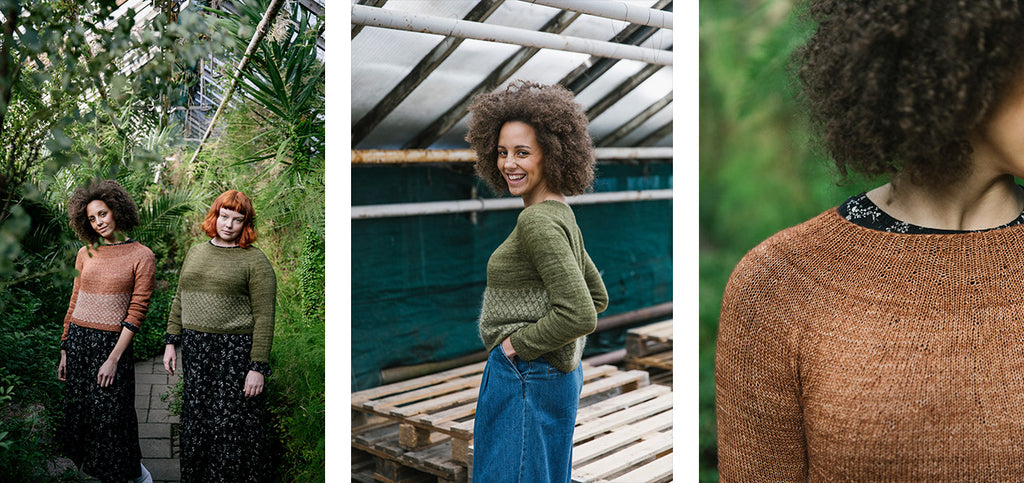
{"left": 143, "top": 458, "right": 180, "bottom": 482}
{"left": 140, "top": 438, "right": 172, "bottom": 458}
{"left": 138, "top": 422, "right": 172, "bottom": 439}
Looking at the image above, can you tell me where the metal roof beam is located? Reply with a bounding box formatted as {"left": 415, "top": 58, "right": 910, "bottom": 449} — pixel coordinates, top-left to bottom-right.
{"left": 637, "top": 121, "right": 671, "bottom": 146}
{"left": 523, "top": 0, "right": 672, "bottom": 29}
{"left": 560, "top": 0, "right": 671, "bottom": 94}
{"left": 403, "top": 8, "right": 581, "bottom": 148}
{"left": 586, "top": 62, "right": 663, "bottom": 121}
{"left": 352, "top": 0, "right": 505, "bottom": 146}
{"left": 598, "top": 91, "right": 672, "bottom": 147}
{"left": 350, "top": 4, "right": 672, "bottom": 65}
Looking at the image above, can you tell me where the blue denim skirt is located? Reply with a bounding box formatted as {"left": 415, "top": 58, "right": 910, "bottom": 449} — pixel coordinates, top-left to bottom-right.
{"left": 472, "top": 345, "right": 584, "bottom": 483}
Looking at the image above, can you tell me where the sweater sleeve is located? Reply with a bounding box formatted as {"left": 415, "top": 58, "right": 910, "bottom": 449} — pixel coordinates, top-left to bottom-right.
{"left": 509, "top": 211, "right": 598, "bottom": 361}
{"left": 715, "top": 251, "right": 807, "bottom": 481}
{"left": 583, "top": 251, "right": 608, "bottom": 314}
{"left": 124, "top": 246, "right": 156, "bottom": 330}
{"left": 166, "top": 247, "right": 191, "bottom": 337}
{"left": 61, "top": 247, "right": 88, "bottom": 343}
{"left": 247, "top": 249, "right": 277, "bottom": 363}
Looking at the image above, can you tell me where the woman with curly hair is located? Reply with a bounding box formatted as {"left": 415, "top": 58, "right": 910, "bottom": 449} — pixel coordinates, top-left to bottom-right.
{"left": 59, "top": 179, "right": 155, "bottom": 483}
{"left": 162, "top": 190, "right": 276, "bottom": 482}
{"left": 466, "top": 80, "right": 608, "bottom": 482}
{"left": 716, "top": 0, "right": 1024, "bottom": 480}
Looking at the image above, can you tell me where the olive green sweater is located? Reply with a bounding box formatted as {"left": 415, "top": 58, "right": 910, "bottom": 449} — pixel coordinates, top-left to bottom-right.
{"left": 478, "top": 200, "right": 608, "bottom": 373}
{"left": 167, "top": 241, "right": 277, "bottom": 362}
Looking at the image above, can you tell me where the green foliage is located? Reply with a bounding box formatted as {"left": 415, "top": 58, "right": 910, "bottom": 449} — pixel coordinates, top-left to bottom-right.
{"left": 0, "top": 1, "right": 325, "bottom": 479}
{"left": 699, "top": 1, "right": 880, "bottom": 480}
{"left": 266, "top": 272, "right": 325, "bottom": 482}
{"left": 133, "top": 279, "right": 177, "bottom": 361}
{"left": 160, "top": 378, "right": 183, "bottom": 417}
{"left": 0, "top": 0, "right": 227, "bottom": 281}
{"left": 0, "top": 285, "right": 70, "bottom": 480}
{"left": 299, "top": 229, "right": 325, "bottom": 322}
{"left": 208, "top": 0, "right": 325, "bottom": 181}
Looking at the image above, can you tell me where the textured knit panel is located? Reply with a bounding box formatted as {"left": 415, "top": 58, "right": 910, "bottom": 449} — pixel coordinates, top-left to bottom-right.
{"left": 716, "top": 208, "right": 1024, "bottom": 481}
{"left": 479, "top": 200, "right": 608, "bottom": 373}
{"left": 179, "top": 292, "right": 254, "bottom": 332}
{"left": 167, "top": 242, "right": 277, "bottom": 362}
{"left": 62, "top": 242, "right": 156, "bottom": 341}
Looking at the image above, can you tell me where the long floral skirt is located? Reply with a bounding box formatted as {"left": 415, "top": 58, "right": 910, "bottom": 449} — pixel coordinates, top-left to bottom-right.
{"left": 60, "top": 323, "right": 142, "bottom": 482}
{"left": 179, "top": 329, "right": 270, "bottom": 483}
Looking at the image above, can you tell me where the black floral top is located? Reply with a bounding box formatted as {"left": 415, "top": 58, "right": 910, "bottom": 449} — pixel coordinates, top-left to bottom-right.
{"left": 839, "top": 192, "right": 1024, "bottom": 234}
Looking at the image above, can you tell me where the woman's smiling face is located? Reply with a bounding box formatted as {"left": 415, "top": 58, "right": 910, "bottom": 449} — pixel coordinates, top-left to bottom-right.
{"left": 497, "top": 121, "right": 556, "bottom": 206}
{"left": 86, "top": 199, "right": 117, "bottom": 243}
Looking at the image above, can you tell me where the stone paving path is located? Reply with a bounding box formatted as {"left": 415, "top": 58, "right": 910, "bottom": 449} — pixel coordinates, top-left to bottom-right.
{"left": 80, "top": 354, "right": 182, "bottom": 483}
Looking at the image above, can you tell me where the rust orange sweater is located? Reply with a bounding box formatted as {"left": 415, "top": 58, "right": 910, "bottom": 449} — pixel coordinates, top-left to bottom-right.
{"left": 61, "top": 241, "right": 156, "bottom": 341}
{"left": 716, "top": 208, "right": 1024, "bottom": 481}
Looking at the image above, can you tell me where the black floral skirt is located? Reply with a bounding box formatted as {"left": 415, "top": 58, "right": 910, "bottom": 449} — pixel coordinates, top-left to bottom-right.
{"left": 60, "top": 323, "right": 141, "bottom": 482}
{"left": 179, "top": 329, "right": 270, "bottom": 483}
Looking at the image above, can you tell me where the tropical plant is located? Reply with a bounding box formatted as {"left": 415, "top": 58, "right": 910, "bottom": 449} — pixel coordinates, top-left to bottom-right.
{"left": 0, "top": 0, "right": 226, "bottom": 281}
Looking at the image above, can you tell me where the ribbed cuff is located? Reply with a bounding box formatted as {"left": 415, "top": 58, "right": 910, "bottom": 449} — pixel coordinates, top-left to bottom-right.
{"left": 164, "top": 333, "right": 181, "bottom": 345}
{"left": 121, "top": 321, "right": 139, "bottom": 333}
{"left": 248, "top": 361, "right": 272, "bottom": 377}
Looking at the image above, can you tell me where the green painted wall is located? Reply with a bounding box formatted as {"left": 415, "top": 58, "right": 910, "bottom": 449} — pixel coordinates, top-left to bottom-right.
{"left": 351, "top": 162, "right": 672, "bottom": 390}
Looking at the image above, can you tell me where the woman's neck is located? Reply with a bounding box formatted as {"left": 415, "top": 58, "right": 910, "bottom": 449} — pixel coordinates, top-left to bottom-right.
{"left": 867, "top": 173, "right": 1023, "bottom": 231}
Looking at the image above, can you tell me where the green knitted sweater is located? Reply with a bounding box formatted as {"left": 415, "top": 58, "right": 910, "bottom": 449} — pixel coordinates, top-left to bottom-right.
{"left": 167, "top": 241, "right": 277, "bottom": 362}
{"left": 479, "top": 200, "right": 609, "bottom": 373}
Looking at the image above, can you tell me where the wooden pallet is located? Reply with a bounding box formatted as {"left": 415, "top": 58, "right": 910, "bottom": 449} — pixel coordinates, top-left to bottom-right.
{"left": 625, "top": 320, "right": 673, "bottom": 359}
{"left": 571, "top": 384, "right": 674, "bottom": 483}
{"left": 448, "top": 365, "right": 650, "bottom": 464}
{"left": 352, "top": 420, "right": 467, "bottom": 483}
{"left": 352, "top": 360, "right": 653, "bottom": 482}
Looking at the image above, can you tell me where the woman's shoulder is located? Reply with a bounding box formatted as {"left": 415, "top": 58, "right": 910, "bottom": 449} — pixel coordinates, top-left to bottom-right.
{"left": 126, "top": 240, "right": 155, "bottom": 257}
{"left": 730, "top": 208, "right": 847, "bottom": 282}
{"left": 517, "top": 200, "right": 574, "bottom": 228}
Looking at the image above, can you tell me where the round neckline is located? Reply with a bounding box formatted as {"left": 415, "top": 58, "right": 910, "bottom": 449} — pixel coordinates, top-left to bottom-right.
{"left": 208, "top": 240, "right": 242, "bottom": 249}
{"left": 840, "top": 191, "right": 1024, "bottom": 235}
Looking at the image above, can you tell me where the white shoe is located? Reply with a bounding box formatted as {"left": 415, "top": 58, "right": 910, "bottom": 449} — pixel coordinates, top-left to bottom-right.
{"left": 134, "top": 463, "right": 154, "bottom": 483}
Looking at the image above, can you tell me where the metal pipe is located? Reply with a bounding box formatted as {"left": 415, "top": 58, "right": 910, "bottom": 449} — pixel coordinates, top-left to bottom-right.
{"left": 351, "top": 189, "right": 672, "bottom": 219}
{"left": 523, "top": 0, "right": 672, "bottom": 29}
{"left": 351, "top": 147, "right": 673, "bottom": 164}
{"left": 593, "top": 301, "right": 672, "bottom": 332}
{"left": 350, "top": 4, "right": 673, "bottom": 66}
{"left": 379, "top": 302, "right": 673, "bottom": 384}
{"left": 583, "top": 348, "right": 627, "bottom": 366}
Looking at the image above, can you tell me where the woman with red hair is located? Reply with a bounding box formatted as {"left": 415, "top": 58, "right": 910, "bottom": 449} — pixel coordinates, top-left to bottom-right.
{"left": 162, "top": 190, "right": 277, "bottom": 482}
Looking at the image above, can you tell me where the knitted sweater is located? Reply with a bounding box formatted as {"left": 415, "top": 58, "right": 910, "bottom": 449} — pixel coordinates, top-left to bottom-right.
{"left": 62, "top": 241, "right": 155, "bottom": 341}
{"left": 716, "top": 208, "right": 1024, "bottom": 481}
{"left": 167, "top": 242, "right": 277, "bottom": 363}
{"left": 479, "top": 200, "right": 608, "bottom": 373}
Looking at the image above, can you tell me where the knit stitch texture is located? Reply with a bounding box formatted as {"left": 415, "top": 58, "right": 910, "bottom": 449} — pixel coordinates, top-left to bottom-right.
{"left": 478, "top": 200, "right": 608, "bottom": 373}
{"left": 716, "top": 208, "right": 1024, "bottom": 481}
{"left": 167, "top": 242, "right": 277, "bottom": 362}
{"left": 62, "top": 241, "right": 155, "bottom": 341}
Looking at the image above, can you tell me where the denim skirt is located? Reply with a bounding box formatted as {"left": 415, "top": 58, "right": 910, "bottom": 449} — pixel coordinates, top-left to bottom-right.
{"left": 472, "top": 345, "right": 584, "bottom": 483}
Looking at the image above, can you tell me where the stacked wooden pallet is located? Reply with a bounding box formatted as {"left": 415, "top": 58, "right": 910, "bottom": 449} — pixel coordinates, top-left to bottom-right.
{"left": 624, "top": 319, "right": 673, "bottom": 387}
{"left": 352, "top": 358, "right": 671, "bottom": 482}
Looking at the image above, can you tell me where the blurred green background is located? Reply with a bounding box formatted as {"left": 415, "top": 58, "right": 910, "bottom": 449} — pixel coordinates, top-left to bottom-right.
{"left": 698, "top": 0, "right": 877, "bottom": 480}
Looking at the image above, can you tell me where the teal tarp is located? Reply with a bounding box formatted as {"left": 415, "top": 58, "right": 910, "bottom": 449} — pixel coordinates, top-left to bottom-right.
{"left": 351, "top": 163, "right": 672, "bottom": 390}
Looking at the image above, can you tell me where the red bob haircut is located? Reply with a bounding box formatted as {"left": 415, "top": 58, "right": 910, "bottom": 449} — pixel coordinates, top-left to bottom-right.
{"left": 201, "top": 190, "right": 258, "bottom": 248}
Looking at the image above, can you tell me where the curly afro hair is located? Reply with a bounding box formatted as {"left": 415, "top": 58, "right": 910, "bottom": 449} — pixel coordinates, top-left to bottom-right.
{"left": 466, "top": 80, "right": 596, "bottom": 196}
{"left": 68, "top": 179, "right": 141, "bottom": 244}
{"left": 795, "top": 0, "right": 1024, "bottom": 186}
